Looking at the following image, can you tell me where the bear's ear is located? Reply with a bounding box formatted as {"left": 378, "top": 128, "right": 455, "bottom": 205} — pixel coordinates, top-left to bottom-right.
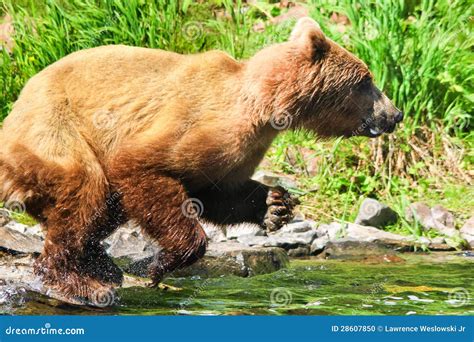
{"left": 290, "top": 17, "right": 329, "bottom": 58}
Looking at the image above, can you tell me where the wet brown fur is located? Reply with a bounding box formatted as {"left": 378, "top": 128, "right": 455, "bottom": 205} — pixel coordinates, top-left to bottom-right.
{"left": 0, "top": 18, "right": 395, "bottom": 302}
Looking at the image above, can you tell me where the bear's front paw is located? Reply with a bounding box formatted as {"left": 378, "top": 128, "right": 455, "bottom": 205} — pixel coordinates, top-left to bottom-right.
{"left": 263, "top": 186, "right": 299, "bottom": 232}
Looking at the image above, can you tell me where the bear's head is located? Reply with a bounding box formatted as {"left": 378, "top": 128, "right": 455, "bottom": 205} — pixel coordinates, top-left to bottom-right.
{"left": 249, "top": 17, "right": 403, "bottom": 138}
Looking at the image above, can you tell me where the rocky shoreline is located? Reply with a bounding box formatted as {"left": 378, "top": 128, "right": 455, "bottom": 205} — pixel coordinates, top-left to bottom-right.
{"left": 0, "top": 198, "right": 472, "bottom": 286}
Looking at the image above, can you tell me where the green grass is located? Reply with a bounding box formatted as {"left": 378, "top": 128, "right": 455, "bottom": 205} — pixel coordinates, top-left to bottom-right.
{"left": 0, "top": 0, "right": 472, "bottom": 241}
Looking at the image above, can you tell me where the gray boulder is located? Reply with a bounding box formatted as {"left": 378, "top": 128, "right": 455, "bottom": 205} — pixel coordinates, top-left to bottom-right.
{"left": 312, "top": 221, "right": 454, "bottom": 252}
{"left": 104, "top": 222, "right": 159, "bottom": 275}
{"left": 346, "top": 223, "right": 412, "bottom": 243}
{"left": 236, "top": 235, "right": 269, "bottom": 247}
{"left": 105, "top": 224, "right": 288, "bottom": 278}
{"left": 0, "top": 225, "right": 43, "bottom": 254}
{"left": 316, "top": 222, "right": 346, "bottom": 240}
{"left": 172, "top": 242, "right": 288, "bottom": 278}
{"left": 406, "top": 203, "right": 458, "bottom": 237}
{"left": 287, "top": 246, "right": 310, "bottom": 257}
{"left": 265, "top": 229, "right": 318, "bottom": 249}
{"left": 345, "top": 223, "right": 452, "bottom": 250}
{"left": 460, "top": 216, "right": 474, "bottom": 249}
{"left": 355, "top": 198, "right": 398, "bottom": 228}
{"left": 279, "top": 220, "right": 316, "bottom": 234}
{"left": 251, "top": 170, "right": 298, "bottom": 189}
{"left": 319, "top": 239, "right": 404, "bottom": 260}
{"left": 310, "top": 235, "right": 330, "bottom": 254}
{"left": 431, "top": 205, "right": 455, "bottom": 229}
{"left": 236, "top": 223, "right": 318, "bottom": 250}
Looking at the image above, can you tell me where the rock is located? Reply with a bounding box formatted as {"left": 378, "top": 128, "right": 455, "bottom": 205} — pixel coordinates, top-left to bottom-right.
{"left": 431, "top": 205, "right": 455, "bottom": 229}
{"left": 266, "top": 229, "right": 318, "bottom": 249}
{"left": 406, "top": 202, "right": 431, "bottom": 226}
{"left": 320, "top": 239, "right": 402, "bottom": 260}
{"left": 172, "top": 242, "right": 288, "bottom": 278}
{"left": 27, "top": 224, "right": 44, "bottom": 238}
{"left": 318, "top": 238, "right": 449, "bottom": 262}
{"left": 104, "top": 223, "right": 164, "bottom": 276}
{"left": 0, "top": 225, "right": 43, "bottom": 254}
{"left": 417, "top": 236, "right": 431, "bottom": 245}
{"left": 237, "top": 224, "right": 318, "bottom": 250}
{"left": 237, "top": 235, "right": 269, "bottom": 247}
{"left": 460, "top": 216, "right": 474, "bottom": 248}
{"left": 0, "top": 245, "right": 287, "bottom": 306}
{"left": 316, "top": 222, "right": 346, "bottom": 240}
{"left": 287, "top": 246, "right": 310, "bottom": 257}
{"left": 355, "top": 198, "right": 398, "bottom": 228}
{"left": 251, "top": 170, "right": 298, "bottom": 189}
{"left": 0, "top": 255, "right": 40, "bottom": 286}
{"left": 430, "top": 237, "right": 446, "bottom": 245}
{"left": 4, "top": 222, "right": 44, "bottom": 239}
{"left": 104, "top": 223, "right": 159, "bottom": 273}
{"left": 201, "top": 221, "right": 227, "bottom": 243}
{"left": 0, "top": 254, "right": 152, "bottom": 307}
{"left": 346, "top": 223, "right": 412, "bottom": 243}
{"left": 292, "top": 212, "right": 306, "bottom": 222}
{"left": 314, "top": 222, "right": 454, "bottom": 252}
{"left": 427, "top": 241, "right": 456, "bottom": 251}
{"left": 279, "top": 220, "right": 316, "bottom": 234}
{"left": 310, "top": 235, "right": 330, "bottom": 255}
{"left": 405, "top": 203, "right": 458, "bottom": 238}
{"left": 344, "top": 223, "right": 453, "bottom": 250}
{"left": 225, "top": 223, "right": 265, "bottom": 240}
{"left": 105, "top": 225, "right": 288, "bottom": 278}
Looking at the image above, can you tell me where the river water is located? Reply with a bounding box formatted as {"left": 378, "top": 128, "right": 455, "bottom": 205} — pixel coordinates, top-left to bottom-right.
{"left": 2, "top": 252, "right": 473, "bottom": 315}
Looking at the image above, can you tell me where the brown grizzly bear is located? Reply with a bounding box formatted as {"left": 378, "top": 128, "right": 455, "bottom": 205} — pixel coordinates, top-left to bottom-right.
{"left": 0, "top": 18, "right": 402, "bottom": 304}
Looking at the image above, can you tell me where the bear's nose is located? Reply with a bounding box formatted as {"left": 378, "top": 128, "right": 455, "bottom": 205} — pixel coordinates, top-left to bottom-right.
{"left": 394, "top": 111, "right": 404, "bottom": 123}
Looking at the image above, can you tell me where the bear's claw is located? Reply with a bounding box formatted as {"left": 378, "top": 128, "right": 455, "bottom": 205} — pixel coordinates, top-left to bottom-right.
{"left": 263, "top": 186, "right": 299, "bottom": 232}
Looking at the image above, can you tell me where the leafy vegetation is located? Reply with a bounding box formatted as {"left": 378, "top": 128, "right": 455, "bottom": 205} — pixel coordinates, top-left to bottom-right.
{"left": 0, "top": 0, "right": 472, "bottom": 239}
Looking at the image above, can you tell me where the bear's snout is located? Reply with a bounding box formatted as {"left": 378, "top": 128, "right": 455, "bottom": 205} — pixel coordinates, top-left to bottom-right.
{"left": 367, "top": 111, "right": 402, "bottom": 137}
{"left": 394, "top": 111, "right": 404, "bottom": 123}
{"left": 364, "top": 91, "right": 403, "bottom": 137}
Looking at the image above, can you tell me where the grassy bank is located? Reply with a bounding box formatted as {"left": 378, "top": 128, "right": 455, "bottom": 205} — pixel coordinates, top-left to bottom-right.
{"left": 0, "top": 0, "right": 472, "bottom": 239}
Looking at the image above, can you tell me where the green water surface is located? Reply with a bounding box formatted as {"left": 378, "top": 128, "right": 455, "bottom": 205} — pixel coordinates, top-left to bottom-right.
{"left": 11, "top": 253, "right": 474, "bottom": 316}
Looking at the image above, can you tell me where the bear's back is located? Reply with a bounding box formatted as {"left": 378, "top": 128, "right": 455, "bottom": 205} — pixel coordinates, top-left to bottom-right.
{"left": 2, "top": 45, "right": 243, "bottom": 166}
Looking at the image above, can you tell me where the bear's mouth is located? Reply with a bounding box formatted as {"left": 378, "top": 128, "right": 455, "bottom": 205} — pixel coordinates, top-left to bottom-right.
{"left": 365, "top": 122, "right": 397, "bottom": 137}
{"left": 367, "top": 127, "right": 384, "bottom": 137}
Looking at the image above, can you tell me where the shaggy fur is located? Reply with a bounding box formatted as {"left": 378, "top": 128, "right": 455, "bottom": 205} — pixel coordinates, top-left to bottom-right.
{"left": 0, "top": 18, "right": 401, "bottom": 303}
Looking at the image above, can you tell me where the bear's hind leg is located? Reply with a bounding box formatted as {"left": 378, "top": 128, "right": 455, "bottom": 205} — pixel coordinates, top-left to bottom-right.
{"left": 113, "top": 173, "right": 207, "bottom": 286}
{"left": 34, "top": 181, "right": 124, "bottom": 304}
